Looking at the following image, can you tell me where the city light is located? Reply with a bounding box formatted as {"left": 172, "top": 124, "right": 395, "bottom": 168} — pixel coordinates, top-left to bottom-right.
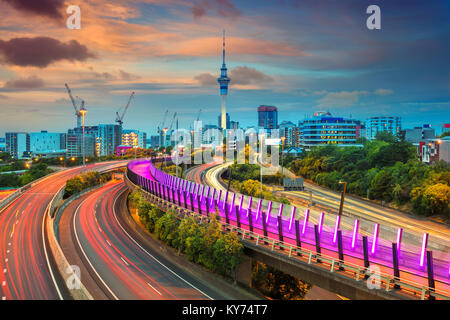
{"left": 351, "top": 219, "right": 359, "bottom": 249}
{"left": 318, "top": 212, "right": 324, "bottom": 234}
{"left": 288, "top": 206, "right": 296, "bottom": 231}
{"left": 302, "top": 209, "right": 309, "bottom": 234}
{"left": 333, "top": 215, "right": 341, "bottom": 244}
{"left": 420, "top": 233, "right": 428, "bottom": 267}
{"left": 396, "top": 228, "right": 403, "bottom": 253}
{"left": 371, "top": 223, "right": 379, "bottom": 254}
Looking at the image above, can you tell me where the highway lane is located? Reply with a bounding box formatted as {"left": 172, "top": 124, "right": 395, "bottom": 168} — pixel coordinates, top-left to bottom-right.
{"left": 71, "top": 180, "right": 223, "bottom": 300}
{"left": 194, "top": 162, "right": 450, "bottom": 292}
{"left": 0, "top": 161, "right": 127, "bottom": 300}
{"left": 203, "top": 162, "right": 449, "bottom": 257}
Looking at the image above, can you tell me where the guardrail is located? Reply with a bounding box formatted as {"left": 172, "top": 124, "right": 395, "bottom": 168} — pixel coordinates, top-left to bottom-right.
{"left": 0, "top": 170, "right": 62, "bottom": 212}
{"left": 126, "top": 158, "right": 450, "bottom": 300}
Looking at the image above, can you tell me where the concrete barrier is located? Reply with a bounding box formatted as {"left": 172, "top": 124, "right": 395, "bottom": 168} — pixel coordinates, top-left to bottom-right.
{"left": 44, "top": 186, "right": 93, "bottom": 300}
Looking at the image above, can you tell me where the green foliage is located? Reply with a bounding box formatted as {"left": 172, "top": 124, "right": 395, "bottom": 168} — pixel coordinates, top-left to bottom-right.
{"left": 234, "top": 179, "right": 290, "bottom": 205}
{"left": 64, "top": 171, "right": 102, "bottom": 198}
{"left": 229, "top": 163, "right": 282, "bottom": 185}
{"left": 288, "top": 136, "right": 450, "bottom": 217}
{"left": 128, "top": 190, "right": 244, "bottom": 278}
{"left": 252, "top": 261, "right": 311, "bottom": 300}
{"left": 0, "top": 173, "right": 21, "bottom": 187}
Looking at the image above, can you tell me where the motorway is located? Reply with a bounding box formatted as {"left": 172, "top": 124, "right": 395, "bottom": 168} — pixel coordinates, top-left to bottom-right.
{"left": 0, "top": 161, "right": 126, "bottom": 300}
{"left": 181, "top": 161, "right": 450, "bottom": 297}
{"left": 59, "top": 178, "right": 252, "bottom": 300}
{"left": 200, "top": 162, "right": 450, "bottom": 256}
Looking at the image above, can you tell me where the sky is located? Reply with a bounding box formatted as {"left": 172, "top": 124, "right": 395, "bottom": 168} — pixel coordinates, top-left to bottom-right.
{"left": 0, "top": 0, "right": 449, "bottom": 136}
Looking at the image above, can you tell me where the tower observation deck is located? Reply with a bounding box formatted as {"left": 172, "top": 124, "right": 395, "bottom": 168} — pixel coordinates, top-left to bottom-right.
{"left": 217, "top": 30, "right": 230, "bottom": 130}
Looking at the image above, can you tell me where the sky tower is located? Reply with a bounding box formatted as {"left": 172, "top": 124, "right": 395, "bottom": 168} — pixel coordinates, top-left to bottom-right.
{"left": 217, "top": 30, "right": 230, "bottom": 130}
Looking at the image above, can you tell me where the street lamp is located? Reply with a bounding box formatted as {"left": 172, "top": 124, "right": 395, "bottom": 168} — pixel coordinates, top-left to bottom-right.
{"left": 259, "top": 133, "right": 264, "bottom": 192}
{"left": 79, "top": 105, "right": 88, "bottom": 173}
{"left": 338, "top": 180, "right": 347, "bottom": 216}
{"left": 280, "top": 136, "right": 286, "bottom": 185}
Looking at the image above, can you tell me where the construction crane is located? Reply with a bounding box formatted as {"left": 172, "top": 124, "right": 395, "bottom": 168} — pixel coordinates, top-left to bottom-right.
{"left": 115, "top": 92, "right": 135, "bottom": 127}
{"left": 163, "top": 112, "right": 177, "bottom": 147}
{"left": 64, "top": 83, "right": 82, "bottom": 127}
{"left": 157, "top": 109, "right": 169, "bottom": 148}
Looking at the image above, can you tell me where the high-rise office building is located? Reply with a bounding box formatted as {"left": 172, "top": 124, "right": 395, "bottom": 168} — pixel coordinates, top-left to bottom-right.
{"left": 66, "top": 126, "right": 97, "bottom": 158}
{"left": 279, "top": 121, "right": 297, "bottom": 147}
{"left": 122, "top": 130, "right": 147, "bottom": 149}
{"left": 217, "top": 30, "right": 230, "bottom": 130}
{"left": 217, "top": 113, "right": 230, "bottom": 130}
{"left": 97, "top": 124, "right": 122, "bottom": 156}
{"left": 405, "top": 125, "right": 435, "bottom": 144}
{"left": 258, "top": 105, "right": 278, "bottom": 129}
{"left": 30, "top": 131, "right": 66, "bottom": 155}
{"left": 365, "top": 116, "right": 401, "bottom": 140}
{"left": 150, "top": 135, "right": 160, "bottom": 149}
{"left": 5, "top": 132, "right": 30, "bottom": 159}
{"left": 299, "top": 112, "right": 361, "bottom": 148}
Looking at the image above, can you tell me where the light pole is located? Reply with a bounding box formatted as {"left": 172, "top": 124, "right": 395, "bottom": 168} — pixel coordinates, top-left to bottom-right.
{"left": 338, "top": 180, "right": 347, "bottom": 216}
{"left": 280, "top": 136, "right": 286, "bottom": 185}
{"left": 79, "top": 105, "right": 87, "bottom": 173}
{"left": 259, "top": 133, "right": 264, "bottom": 192}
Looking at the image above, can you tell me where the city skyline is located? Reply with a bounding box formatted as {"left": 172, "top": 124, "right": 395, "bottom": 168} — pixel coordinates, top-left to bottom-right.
{"left": 0, "top": 1, "right": 449, "bottom": 136}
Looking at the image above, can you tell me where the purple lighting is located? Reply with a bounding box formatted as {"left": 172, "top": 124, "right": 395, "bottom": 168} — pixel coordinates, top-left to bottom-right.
{"left": 210, "top": 189, "right": 216, "bottom": 207}
{"left": 302, "top": 209, "right": 309, "bottom": 234}
{"left": 288, "top": 207, "right": 296, "bottom": 231}
{"left": 238, "top": 195, "right": 243, "bottom": 211}
{"left": 266, "top": 201, "right": 272, "bottom": 224}
{"left": 199, "top": 185, "right": 204, "bottom": 201}
{"left": 277, "top": 203, "right": 283, "bottom": 226}
{"left": 230, "top": 193, "right": 235, "bottom": 213}
{"left": 333, "top": 215, "right": 341, "bottom": 244}
{"left": 396, "top": 228, "right": 403, "bottom": 252}
{"left": 371, "top": 223, "right": 379, "bottom": 254}
{"left": 256, "top": 199, "right": 262, "bottom": 221}
{"left": 420, "top": 233, "right": 428, "bottom": 267}
{"left": 318, "top": 212, "right": 324, "bottom": 234}
{"left": 246, "top": 197, "right": 252, "bottom": 217}
{"left": 351, "top": 219, "right": 359, "bottom": 249}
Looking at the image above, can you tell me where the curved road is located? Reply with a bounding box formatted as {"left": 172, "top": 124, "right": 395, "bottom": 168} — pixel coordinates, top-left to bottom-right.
{"left": 68, "top": 179, "right": 236, "bottom": 300}
{"left": 0, "top": 161, "right": 126, "bottom": 300}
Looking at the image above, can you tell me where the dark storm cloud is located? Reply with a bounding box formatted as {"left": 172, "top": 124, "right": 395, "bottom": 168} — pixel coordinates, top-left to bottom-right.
{"left": 4, "top": 75, "right": 45, "bottom": 89}
{"left": 1, "top": 0, "right": 65, "bottom": 20}
{"left": 0, "top": 37, "right": 96, "bottom": 68}
{"left": 192, "top": 0, "right": 240, "bottom": 19}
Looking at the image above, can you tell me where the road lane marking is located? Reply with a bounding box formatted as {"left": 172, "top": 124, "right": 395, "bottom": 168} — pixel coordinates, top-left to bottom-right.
{"left": 112, "top": 187, "right": 213, "bottom": 300}
{"left": 5, "top": 259, "right": 8, "bottom": 263}
{"left": 2, "top": 281, "right": 5, "bottom": 286}
{"left": 3, "top": 269, "right": 7, "bottom": 273}
{"left": 106, "top": 240, "right": 112, "bottom": 246}
{"left": 147, "top": 283, "right": 162, "bottom": 295}
{"left": 120, "top": 257, "right": 129, "bottom": 266}
{"left": 73, "top": 200, "right": 119, "bottom": 300}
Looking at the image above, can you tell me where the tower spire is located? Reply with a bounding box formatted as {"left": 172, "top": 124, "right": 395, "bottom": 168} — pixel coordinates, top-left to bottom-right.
{"left": 222, "top": 29, "right": 226, "bottom": 66}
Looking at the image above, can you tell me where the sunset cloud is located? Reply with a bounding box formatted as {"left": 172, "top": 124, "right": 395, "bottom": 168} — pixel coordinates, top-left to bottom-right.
{"left": 0, "top": 37, "right": 96, "bottom": 68}
{"left": 3, "top": 75, "right": 45, "bottom": 89}
{"left": 1, "top": 0, "right": 65, "bottom": 20}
